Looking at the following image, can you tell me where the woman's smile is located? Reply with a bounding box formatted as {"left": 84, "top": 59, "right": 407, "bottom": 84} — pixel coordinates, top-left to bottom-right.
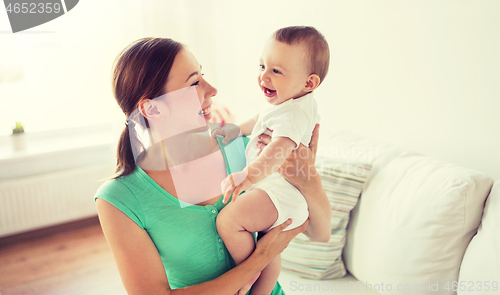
{"left": 199, "top": 104, "right": 212, "bottom": 120}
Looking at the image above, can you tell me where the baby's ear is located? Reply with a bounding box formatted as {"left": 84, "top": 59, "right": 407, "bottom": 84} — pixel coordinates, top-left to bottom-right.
{"left": 138, "top": 99, "right": 164, "bottom": 121}
{"left": 303, "top": 74, "right": 321, "bottom": 92}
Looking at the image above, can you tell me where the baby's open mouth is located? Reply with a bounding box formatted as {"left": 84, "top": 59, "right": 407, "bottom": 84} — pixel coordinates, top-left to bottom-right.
{"left": 263, "top": 86, "right": 277, "bottom": 97}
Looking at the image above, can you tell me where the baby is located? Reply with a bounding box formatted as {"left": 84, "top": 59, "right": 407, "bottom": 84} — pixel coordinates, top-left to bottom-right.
{"left": 216, "top": 26, "right": 329, "bottom": 295}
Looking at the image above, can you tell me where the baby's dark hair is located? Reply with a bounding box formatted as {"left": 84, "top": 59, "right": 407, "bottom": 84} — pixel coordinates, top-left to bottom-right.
{"left": 273, "top": 26, "right": 330, "bottom": 85}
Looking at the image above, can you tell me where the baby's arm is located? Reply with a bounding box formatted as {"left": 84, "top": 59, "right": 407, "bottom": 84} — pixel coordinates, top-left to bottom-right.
{"left": 221, "top": 137, "right": 296, "bottom": 203}
{"left": 212, "top": 114, "right": 258, "bottom": 145}
{"left": 247, "top": 137, "right": 296, "bottom": 184}
{"left": 238, "top": 114, "right": 259, "bottom": 136}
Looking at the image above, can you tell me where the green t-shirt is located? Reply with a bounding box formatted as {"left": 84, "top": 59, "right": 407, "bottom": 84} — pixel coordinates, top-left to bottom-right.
{"left": 94, "top": 136, "right": 284, "bottom": 294}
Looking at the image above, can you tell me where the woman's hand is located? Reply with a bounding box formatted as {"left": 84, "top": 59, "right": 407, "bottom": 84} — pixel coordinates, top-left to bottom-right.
{"left": 254, "top": 218, "right": 309, "bottom": 260}
{"left": 221, "top": 170, "right": 252, "bottom": 203}
{"left": 256, "top": 124, "right": 332, "bottom": 243}
{"left": 232, "top": 219, "right": 307, "bottom": 295}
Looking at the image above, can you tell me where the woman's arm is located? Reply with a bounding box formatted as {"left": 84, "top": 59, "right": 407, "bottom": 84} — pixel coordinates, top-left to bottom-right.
{"left": 96, "top": 199, "right": 306, "bottom": 295}
{"left": 290, "top": 168, "right": 331, "bottom": 243}
{"left": 256, "top": 124, "right": 331, "bottom": 243}
{"left": 96, "top": 199, "right": 170, "bottom": 294}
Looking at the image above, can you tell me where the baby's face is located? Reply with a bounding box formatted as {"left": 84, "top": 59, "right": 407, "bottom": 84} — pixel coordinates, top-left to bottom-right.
{"left": 258, "top": 39, "right": 311, "bottom": 105}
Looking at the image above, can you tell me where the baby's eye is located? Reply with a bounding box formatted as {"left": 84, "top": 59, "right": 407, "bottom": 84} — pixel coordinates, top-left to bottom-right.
{"left": 272, "top": 69, "right": 282, "bottom": 74}
{"left": 259, "top": 64, "right": 265, "bottom": 70}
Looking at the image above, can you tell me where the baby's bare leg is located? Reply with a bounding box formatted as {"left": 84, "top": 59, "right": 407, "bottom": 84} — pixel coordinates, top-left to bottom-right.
{"left": 251, "top": 255, "right": 281, "bottom": 295}
{"left": 216, "top": 189, "right": 278, "bottom": 293}
{"left": 217, "top": 189, "right": 278, "bottom": 263}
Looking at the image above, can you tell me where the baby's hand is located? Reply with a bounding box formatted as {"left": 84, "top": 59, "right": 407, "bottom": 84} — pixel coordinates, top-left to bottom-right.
{"left": 212, "top": 124, "right": 241, "bottom": 145}
{"left": 221, "top": 170, "right": 252, "bottom": 203}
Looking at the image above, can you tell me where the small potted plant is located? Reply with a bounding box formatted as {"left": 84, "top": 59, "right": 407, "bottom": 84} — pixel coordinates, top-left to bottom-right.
{"left": 11, "top": 122, "right": 26, "bottom": 151}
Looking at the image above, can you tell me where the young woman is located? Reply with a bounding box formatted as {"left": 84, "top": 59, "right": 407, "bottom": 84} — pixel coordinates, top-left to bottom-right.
{"left": 95, "top": 37, "right": 331, "bottom": 295}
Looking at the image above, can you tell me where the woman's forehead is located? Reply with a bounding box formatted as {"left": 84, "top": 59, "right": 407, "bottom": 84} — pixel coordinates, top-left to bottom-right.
{"left": 168, "top": 49, "right": 200, "bottom": 83}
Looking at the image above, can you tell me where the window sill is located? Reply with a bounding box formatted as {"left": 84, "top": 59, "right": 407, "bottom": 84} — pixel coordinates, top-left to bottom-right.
{"left": 0, "top": 124, "right": 118, "bottom": 181}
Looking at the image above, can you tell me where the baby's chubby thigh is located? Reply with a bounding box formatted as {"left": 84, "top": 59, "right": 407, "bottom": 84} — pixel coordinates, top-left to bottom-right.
{"left": 216, "top": 189, "right": 278, "bottom": 234}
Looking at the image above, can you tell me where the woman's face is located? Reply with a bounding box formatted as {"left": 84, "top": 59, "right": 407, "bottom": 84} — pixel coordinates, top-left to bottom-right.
{"left": 165, "top": 48, "right": 217, "bottom": 121}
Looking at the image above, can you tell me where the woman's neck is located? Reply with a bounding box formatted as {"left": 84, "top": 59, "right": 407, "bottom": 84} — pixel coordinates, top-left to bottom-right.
{"left": 138, "top": 125, "right": 222, "bottom": 204}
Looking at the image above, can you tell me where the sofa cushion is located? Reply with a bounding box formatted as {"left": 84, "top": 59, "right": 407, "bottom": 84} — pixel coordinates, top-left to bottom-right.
{"left": 318, "top": 129, "right": 418, "bottom": 189}
{"left": 344, "top": 154, "right": 494, "bottom": 295}
{"left": 458, "top": 180, "right": 500, "bottom": 294}
{"left": 281, "top": 159, "right": 371, "bottom": 279}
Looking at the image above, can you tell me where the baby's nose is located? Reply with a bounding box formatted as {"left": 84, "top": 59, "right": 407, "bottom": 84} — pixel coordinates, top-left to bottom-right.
{"left": 260, "top": 71, "right": 270, "bottom": 82}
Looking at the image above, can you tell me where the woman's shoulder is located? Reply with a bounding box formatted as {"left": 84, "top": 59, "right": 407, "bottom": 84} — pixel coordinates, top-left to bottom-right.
{"left": 96, "top": 168, "right": 140, "bottom": 194}
{"left": 94, "top": 166, "right": 152, "bottom": 207}
{"left": 94, "top": 167, "right": 147, "bottom": 229}
{"left": 95, "top": 177, "right": 130, "bottom": 199}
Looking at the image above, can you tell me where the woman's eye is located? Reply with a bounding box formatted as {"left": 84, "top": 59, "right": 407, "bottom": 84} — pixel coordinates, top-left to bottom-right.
{"left": 190, "top": 73, "right": 204, "bottom": 87}
{"left": 273, "top": 69, "right": 281, "bottom": 74}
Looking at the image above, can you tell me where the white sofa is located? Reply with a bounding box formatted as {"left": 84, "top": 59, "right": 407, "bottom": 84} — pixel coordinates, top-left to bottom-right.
{"left": 277, "top": 129, "right": 498, "bottom": 295}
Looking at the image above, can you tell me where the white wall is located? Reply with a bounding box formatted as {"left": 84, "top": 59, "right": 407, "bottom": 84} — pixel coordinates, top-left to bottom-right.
{"left": 1, "top": 0, "right": 498, "bottom": 180}
{"left": 166, "top": 0, "right": 500, "bottom": 180}
{"left": 0, "top": 0, "right": 135, "bottom": 134}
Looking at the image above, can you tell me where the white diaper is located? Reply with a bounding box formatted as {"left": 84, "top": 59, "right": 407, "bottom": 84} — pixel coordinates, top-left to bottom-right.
{"left": 251, "top": 172, "right": 309, "bottom": 232}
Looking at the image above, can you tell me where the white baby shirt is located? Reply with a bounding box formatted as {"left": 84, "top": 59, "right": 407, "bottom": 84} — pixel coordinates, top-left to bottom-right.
{"left": 246, "top": 92, "right": 320, "bottom": 164}
{"left": 244, "top": 92, "right": 320, "bottom": 231}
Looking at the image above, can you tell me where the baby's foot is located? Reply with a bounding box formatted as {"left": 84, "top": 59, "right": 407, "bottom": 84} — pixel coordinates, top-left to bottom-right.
{"left": 237, "top": 272, "right": 261, "bottom": 295}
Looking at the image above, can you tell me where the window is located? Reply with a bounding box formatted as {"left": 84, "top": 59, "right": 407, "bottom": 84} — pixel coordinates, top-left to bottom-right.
{"left": 0, "top": 0, "right": 152, "bottom": 135}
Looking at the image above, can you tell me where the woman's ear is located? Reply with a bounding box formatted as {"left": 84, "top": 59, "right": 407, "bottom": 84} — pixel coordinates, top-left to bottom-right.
{"left": 303, "top": 74, "right": 321, "bottom": 93}
{"left": 138, "top": 99, "right": 164, "bottom": 121}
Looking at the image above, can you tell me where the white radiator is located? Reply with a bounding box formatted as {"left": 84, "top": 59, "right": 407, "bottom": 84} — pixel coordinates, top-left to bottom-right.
{"left": 0, "top": 164, "right": 113, "bottom": 238}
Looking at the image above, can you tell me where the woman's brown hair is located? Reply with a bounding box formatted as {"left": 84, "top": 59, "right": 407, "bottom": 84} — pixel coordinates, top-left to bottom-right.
{"left": 112, "top": 38, "right": 183, "bottom": 178}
